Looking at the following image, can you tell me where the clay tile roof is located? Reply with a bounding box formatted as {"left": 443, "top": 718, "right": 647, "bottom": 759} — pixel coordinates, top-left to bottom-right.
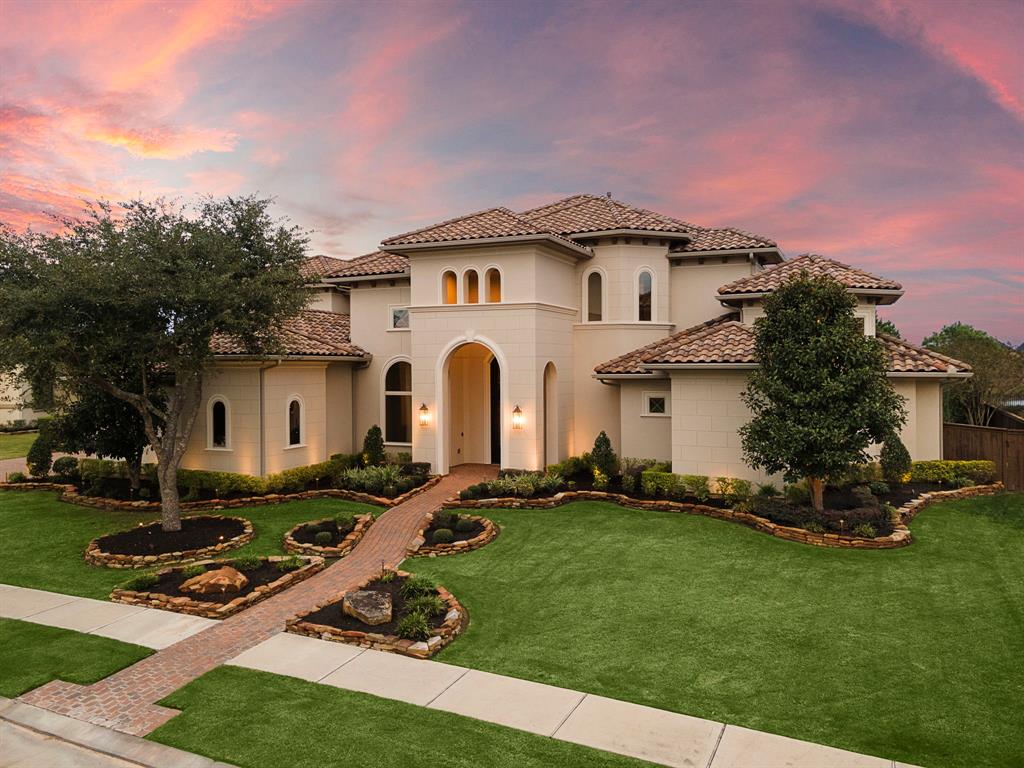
{"left": 880, "top": 334, "right": 972, "bottom": 374}
{"left": 718, "top": 254, "right": 902, "bottom": 295}
{"left": 300, "top": 255, "right": 351, "bottom": 280}
{"left": 594, "top": 314, "right": 742, "bottom": 374}
{"left": 676, "top": 227, "right": 776, "bottom": 252}
{"left": 382, "top": 207, "right": 551, "bottom": 245}
{"left": 520, "top": 193, "right": 697, "bottom": 236}
{"left": 211, "top": 309, "right": 369, "bottom": 359}
{"left": 324, "top": 251, "right": 409, "bottom": 279}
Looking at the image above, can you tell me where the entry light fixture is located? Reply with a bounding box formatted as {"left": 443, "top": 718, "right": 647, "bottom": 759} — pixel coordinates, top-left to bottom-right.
{"left": 419, "top": 403, "right": 430, "bottom": 428}
{"left": 511, "top": 404, "right": 524, "bottom": 430}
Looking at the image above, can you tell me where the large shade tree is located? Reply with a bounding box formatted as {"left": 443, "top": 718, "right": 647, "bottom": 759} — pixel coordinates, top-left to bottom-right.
{"left": 739, "top": 274, "right": 907, "bottom": 511}
{"left": 0, "top": 197, "right": 309, "bottom": 530}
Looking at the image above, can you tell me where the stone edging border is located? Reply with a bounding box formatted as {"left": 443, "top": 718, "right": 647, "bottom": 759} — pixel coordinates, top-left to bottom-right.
{"left": 0, "top": 473, "right": 442, "bottom": 512}
{"left": 283, "top": 514, "right": 374, "bottom": 558}
{"left": 109, "top": 555, "right": 324, "bottom": 618}
{"left": 286, "top": 569, "right": 467, "bottom": 659}
{"left": 442, "top": 483, "right": 1005, "bottom": 549}
{"left": 84, "top": 515, "right": 255, "bottom": 569}
{"left": 408, "top": 512, "right": 499, "bottom": 557}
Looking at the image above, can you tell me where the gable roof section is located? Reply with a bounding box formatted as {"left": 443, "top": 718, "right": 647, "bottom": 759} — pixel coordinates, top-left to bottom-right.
{"left": 520, "top": 194, "right": 697, "bottom": 236}
{"left": 211, "top": 309, "right": 369, "bottom": 359}
{"left": 300, "top": 255, "right": 351, "bottom": 280}
{"left": 675, "top": 227, "right": 777, "bottom": 253}
{"left": 718, "top": 254, "right": 902, "bottom": 296}
{"left": 324, "top": 251, "right": 409, "bottom": 279}
{"left": 596, "top": 321, "right": 970, "bottom": 376}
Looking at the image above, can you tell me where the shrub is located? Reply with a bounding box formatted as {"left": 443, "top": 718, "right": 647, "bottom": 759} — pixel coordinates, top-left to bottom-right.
{"left": 334, "top": 513, "right": 356, "bottom": 531}
{"left": 138, "top": 487, "right": 151, "bottom": 500}
{"left": 378, "top": 569, "right": 396, "bottom": 583}
{"left": 803, "top": 521, "right": 826, "bottom": 533}
{"left": 180, "top": 564, "right": 206, "bottom": 579}
{"left": 880, "top": 434, "right": 912, "bottom": 483}
{"left": 549, "top": 454, "right": 593, "bottom": 481}
{"left": 431, "top": 527, "right": 454, "bottom": 544}
{"left": 591, "top": 431, "right": 618, "bottom": 476}
{"left": 233, "top": 555, "right": 262, "bottom": 572}
{"left": 948, "top": 475, "right": 974, "bottom": 489}
{"left": 640, "top": 471, "right": 677, "bottom": 498}
{"left": 124, "top": 573, "right": 159, "bottom": 591}
{"left": 362, "top": 425, "right": 386, "bottom": 467}
{"left": 852, "top": 523, "right": 877, "bottom": 538}
{"left": 868, "top": 481, "right": 891, "bottom": 496}
{"left": 314, "top": 530, "right": 333, "bottom": 546}
{"left": 399, "top": 462, "right": 431, "bottom": 477}
{"left": 26, "top": 434, "right": 53, "bottom": 477}
{"left": 392, "top": 451, "right": 413, "bottom": 464}
{"left": 400, "top": 574, "right": 436, "bottom": 599}
{"left": 396, "top": 610, "right": 431, "bottom": 641}
{"left": 454, "top": 517, "right": 476, "bottom": 533}
{"left": 7, "top": 471, "right": 26, "bottom": 483}
{"left": 592, "top": 468, "right": 609, "bottom": 490}
{"left": 717, "top": 477, "right": 753, "bottom": 505}
{"left": 52, "top": 456, "right": 80, "bottom": 481}
{"left": 536, "top": 472, "right": 565, "bottom": 496}
{"left": 755, "top": 482, "right": 779, "bottom": 497}
{"left": 406, "top": 594, "right": 445, "bottom": 616}
{"left": 275, "top": 556, "right": 302, "bottom": 572}
{"left": 910, "top": 460, "right": 996, "bottom": 485}
{"left": 621, "top": 474, "right": 636, "bottom": 494}
{"left": 682, "top": 475, "right": 711, "bottom": 502}
{"left": 784, "top": 481, "right": 811, "bottom": 505}
{"left": 341, "top": 465, "right": 400, "bottom": 495}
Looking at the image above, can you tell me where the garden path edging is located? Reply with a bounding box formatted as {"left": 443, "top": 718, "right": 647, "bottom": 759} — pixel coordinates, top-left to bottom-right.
{"left": 283, "top": 514, "right": 374, "bottom": 558}
{"left": 408, "top": 512, "right": 499, "bottom": 557}
{"left": 84, "top": 515, "right": 255, "bottom": 569}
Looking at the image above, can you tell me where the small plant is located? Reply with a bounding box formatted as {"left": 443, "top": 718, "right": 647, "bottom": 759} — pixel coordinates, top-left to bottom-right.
{"left": 880, "top": 433, "right": 912, "bottom": 484}
{"left": 400, "top": 574, "right": 436, "bottom": 599}
{"left": 785, "top": 481, "right": 811, "bottom": 506}
{"left": 803, "top": 521, "right": 826, "bottom": 533}
{"left": 396, "top": 610, "right": 431, "bottom": 641}
{"left": 275, "top": 556, "right": 303, "bottom": 572}
{"left": 868, "top": 480, "right": 890, "bottom": 496}
{"left": 125, "top": 573, "right": 159, "bottom": 591}
{"left": 180, "top": 564, "right": 207, "bottom": 579}
{"left": 138, "top": 486, "right": 151, "bottom": 500}
{"left": 431, "top": 527, "right": 454, "bottom": 544}
{"left": 7, "top": 471, "right": 26, "bottom": 483}
{"left": 233, "top": 555, "right": 262, "bottom": 571}
{"left": 852, "top": 522, "right": 877, "bottom": 538}
{"left": 592, "top": 468, "right": 609, "bottom": 490}
{"left": 454, "top": 517, "right": 476, "bottom": 533}
{"left": 52, "top": 456, "right": 80, "bottom": 481}
{"left": 314, "top": 530, "right": 334, "bottom": 546}
{"left": 641, "top": 475, "right": 659, "bottom": 497}
{"left": 406, "top": 594, "right": 445, "bottom": 616}
{"left": 383, "top": 483, "right": 398, "bottom": 498}
{"left": 755, "top": 482, "right": 779, "bottom": 497}
{"left": 334, "top": 513, "right": 356, "bottom": 531}
{"left": 620, "top": 474, "right": 636, "bottom": 494}
{"left": 361, "top": 425, "right": 387, "bottom": 467}
{"left": 379, "top": 569, "right": 396, "bottom": 583}
{"left": 948, "top": 475, "right": 974, "bottom": 489}
{"left": 682, "top": 475, "right": 711, "bottom": 502}
{"left": 591, "top": 431, "right": 619, "bottom": 476}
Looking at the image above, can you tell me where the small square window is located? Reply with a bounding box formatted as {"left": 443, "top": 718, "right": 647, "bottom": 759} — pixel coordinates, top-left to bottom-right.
{"left": 391, "top": 307, "right": 410, "bottom": 329}
{"left": 644, "top": 394, "right": 668, "bottom": 416}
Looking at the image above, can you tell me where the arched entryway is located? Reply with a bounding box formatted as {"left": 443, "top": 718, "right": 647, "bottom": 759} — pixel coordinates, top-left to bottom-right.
{"left": 440, "top": 341, "right": 503, "bottom": 471}
{"left": 543, "top": 362, "right": 558, "bottom": 467}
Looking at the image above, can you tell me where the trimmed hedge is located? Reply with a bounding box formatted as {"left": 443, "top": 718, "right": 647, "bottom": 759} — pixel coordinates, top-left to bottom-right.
{"left": 910, "top": 460, "right": 996, "bottom": 485}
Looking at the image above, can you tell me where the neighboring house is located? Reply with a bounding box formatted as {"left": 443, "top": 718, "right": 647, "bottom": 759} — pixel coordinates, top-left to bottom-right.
{"left": 180, "top": 193, "right": 971, "bottom": 481}
{"left": 0, "top": 372, "right": 44, "bottom": 426}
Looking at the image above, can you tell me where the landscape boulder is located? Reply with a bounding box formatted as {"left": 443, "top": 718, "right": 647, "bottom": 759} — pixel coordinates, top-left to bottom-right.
{"left": 343, "top": 589, "right": 392, "bottom": 626}
{"left": 180, "top": 566, "right": 248, "bottom": 595}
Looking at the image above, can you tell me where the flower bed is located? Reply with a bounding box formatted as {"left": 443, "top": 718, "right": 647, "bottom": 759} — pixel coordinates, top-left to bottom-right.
{"left": 287, "top": 570, "right": 466, "bottom": 659}
{"left": 409, "top": 511, "right": 498, "bottom": 557}
{"left": 84, "top": 515, "right": 255, "bottom": 568}
{"left": 283, "top": 513, "right": 374, "bottom": 557}
{"left": 110, "top": 554, "right": 323, "bottom": 618}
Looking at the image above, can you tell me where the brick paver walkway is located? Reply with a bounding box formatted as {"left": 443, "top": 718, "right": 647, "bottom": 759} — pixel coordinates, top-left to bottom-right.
{"left": 18, "top": 464, "right": 496, "bottom": 735}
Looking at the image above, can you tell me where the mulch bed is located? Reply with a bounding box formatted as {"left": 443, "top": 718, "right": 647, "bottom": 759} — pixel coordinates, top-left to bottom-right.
{"left": 140, "top": 561, "right": 290, "bottom": 604}
{"left": 424, "top": 515, "right": 485, "bottom": 544}
{"left": 291, "top": 518, "right": 356, "bottom": 547}
{"left": 95, "top": 516, "right": 245, "bottom": 556}
{"left": 300, "top": 574, "right": 446, "bottom": 637}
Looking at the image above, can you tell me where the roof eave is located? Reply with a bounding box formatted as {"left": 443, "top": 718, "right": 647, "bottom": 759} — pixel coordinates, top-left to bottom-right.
{"left": 568, "top": 228, "right": 693, "bottom": 241}
{"left": 324, "top": 272, "right": 409, "bottom": 284}
{"left": 213, "top": 353, "right": 370, "bottom": 364}
{"left": 716, "top": 287, "right": 905, "bottom": 306}
{"left": 591, "top": 371, "right": 664, "bottom": 380}
{"left": 380, "top": 234, "right": 592, "bottom": 259}
{"left": 886, "top": 371, "right": 973, "bottom": 379}
{"left": 670, "top": 247, "right": 783, "bottom": 263}
{"left": 642, "top": 362, "right": 758, "bottom": 370}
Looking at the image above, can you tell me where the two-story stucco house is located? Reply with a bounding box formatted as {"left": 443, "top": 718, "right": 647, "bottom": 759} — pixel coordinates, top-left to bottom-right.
{"left": 180, "top": 194, "right": 970, "bottom": 481}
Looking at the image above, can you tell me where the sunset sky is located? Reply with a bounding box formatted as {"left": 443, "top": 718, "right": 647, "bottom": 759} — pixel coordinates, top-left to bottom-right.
{"left": 1, "top": 0, "right": 1021, "bottom": 344}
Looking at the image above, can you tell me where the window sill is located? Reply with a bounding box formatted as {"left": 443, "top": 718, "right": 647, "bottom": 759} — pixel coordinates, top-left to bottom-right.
{"left": 385, "top": 441, "right": 413, "bottom": 448}
{"left": 386, "top": 328, "right": 411, "bottom": 333}
{"left": 641, "top": 413, "right": 671, "bottom": 419}
{"left": 205, "top": 446, "right": 234, "bottom": 452}
{"left": 283, "top": 443, "right": 307, "bottom": 451}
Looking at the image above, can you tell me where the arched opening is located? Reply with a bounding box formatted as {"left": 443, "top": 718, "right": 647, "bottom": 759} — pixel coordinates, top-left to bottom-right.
{"left": 383, "top": 360, "right": 412, "bottom": 445}
{"left": 485, "top": 268, "right": 502, "bottom": 302}
{"left": 637, "top": 269, "right": 653, "bottom": 321}
{"left": 464, "top": 270, "right": 479, "bottom": 304}
{"left": 443, "top": 341, "right": 501, "bottom": 469}
{"left": 208, "top": 397, "right": 229, "bottom": 449}
{"left": 586, "top": 270, "right": 603, "bottom": 321}
{"left": 442, "top": 270, "right": 457, "bottom": 304}
{"left": 287, "top": 397, "right": 303, "bottom": 446}
{"left": 543, "top": 362, "right": 558, "bottom": 467}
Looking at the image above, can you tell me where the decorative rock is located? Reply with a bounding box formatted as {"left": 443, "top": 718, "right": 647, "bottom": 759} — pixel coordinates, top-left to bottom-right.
{"left": 180, "top": 566, "right": 248, "bottom": 595}
{"left": 343, "top": 590, "right": 392, "bottom": 625}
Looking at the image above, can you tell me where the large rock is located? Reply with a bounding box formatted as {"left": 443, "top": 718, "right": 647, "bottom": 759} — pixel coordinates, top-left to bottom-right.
{"left": 343, "top": 590, "right": 392, "bottom": 626}
{"left": 180, "top": 566, "right": 248, "bottom": 595}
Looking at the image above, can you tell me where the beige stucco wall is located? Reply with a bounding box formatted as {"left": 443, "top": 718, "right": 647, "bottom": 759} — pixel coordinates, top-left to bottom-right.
{"left": 669, "top": 258, "right": 758, "bottom": 329}
{"left": 306, "top": 287, "right": 350, "bottom": 314}
{"left": 742, "top": 298, "right": 878, "bottom": 335}
{"left": 618, "top": 379, "right": 672, "bottom": 461}
{"left": 326, "top": 363, "right": 354, "bottom": 457}
{"left": 182, "top": 365, "right": 263, "bottom": 475}
{"left": 888, "top": 377, "right": 943, "bottom": 461}
{"left": 575, "top": 241, "right": 670, "bottom": 324}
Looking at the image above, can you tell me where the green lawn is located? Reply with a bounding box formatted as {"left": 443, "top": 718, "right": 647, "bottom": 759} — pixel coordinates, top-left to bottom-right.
{"left": 0, "top": 618, "right": 152, "bottom": 697}
{"left": 0, "top": 431, "right": 36, "bottom": 460}
{"left": 413, "top": 494, "right": 1024, "bottom": 768}
{"left": 150, "top": 666, "right": 653, "bottom": 768}
{"left": 0, "top": 490, "right": 381, "bottom": 598}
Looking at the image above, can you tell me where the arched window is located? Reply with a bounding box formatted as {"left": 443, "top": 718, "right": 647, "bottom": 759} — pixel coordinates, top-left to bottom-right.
{"left": 485, "top": 268, "right": 502, "bottom": 302}
{"left": 384, "top": 361, "right": 412, "bottom": 444}
{"left": 586, "top": 271, "right": 604, "bottom": 322}
{"left": 442, "top": 271, "right": 457, "bottom": 304}
{"left": 464, "top": 269, "right": 479, "bottom": 304}
{"left": 637, "top": 269, "right": 653, "bottom": 322}
{"left": 208, "top": 397, "right": 229, "bottom": 449}
{"left": 287, "top": 397, "right": 303, "bottom": 446}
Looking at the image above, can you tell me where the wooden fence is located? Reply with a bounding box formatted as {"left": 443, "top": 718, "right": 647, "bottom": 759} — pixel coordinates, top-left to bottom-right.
{"left": 943, "top": 423, "right": 1024, "bottom": 491}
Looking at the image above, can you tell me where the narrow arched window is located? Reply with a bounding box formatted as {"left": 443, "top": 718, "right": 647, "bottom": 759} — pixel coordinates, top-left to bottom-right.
{"left": 212, "top": 401, "right": 227, "bottom": 448}
{"left": 587, "top": 271, "right": 603, "bottom": 322}
{"left": 486, "top": 268, "right": 501, "bottom": 302}
{"left": 442, "top": 271, "right": 457, "bottom": 304}
{"left": 638, "top": 270, "right": 653, "bottom": 322}
{"left": 464, "top": 270, "right": 479, "bottom": 304}
{"left": 288, "top": 398, "right": 302, "bottom": 446}
{"left": 384, "top": 361, "right": 412, "bottom": 444}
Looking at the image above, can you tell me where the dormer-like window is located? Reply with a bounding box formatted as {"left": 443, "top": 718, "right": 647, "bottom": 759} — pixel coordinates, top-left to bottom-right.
{"left": 464, "top": 269, "right": 479, "bottom": 304}
{"left": 637, "top": 269, "right": 653, "bottom": 322}
{"left": 486, "top": 268, "right": 502, "bottom": 302}
{"left": 586, "top": 270, "right": 603, "bottom": 322}
{"left": 442, "top": 271, "right": 457, "bottom": 304}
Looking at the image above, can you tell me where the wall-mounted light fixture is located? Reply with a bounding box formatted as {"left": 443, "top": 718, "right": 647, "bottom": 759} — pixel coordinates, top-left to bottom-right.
{"left": 419, "top": 403, "right": 430, "bottom": 427}
{"left": 511, "top": 404, "right": 524, "bottom": 430}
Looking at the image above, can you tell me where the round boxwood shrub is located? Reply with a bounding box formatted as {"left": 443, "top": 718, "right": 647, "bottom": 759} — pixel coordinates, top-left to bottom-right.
{"left": 52, "top": 456, "right": 80, "bottom": 481}
{"left": 314, "top": 530, "right": 333, "bottom": 546}
{"left": 880, "top": 433, "right": 912, "bottom": 483}
{"left": 454, "top": 517, "right": 476, "bottom": 533}
{"left": 7, "top": 471, "right": 27, "bottom": 483}
{"left": 431, "top": 527, "right": 454, "bottom": 545}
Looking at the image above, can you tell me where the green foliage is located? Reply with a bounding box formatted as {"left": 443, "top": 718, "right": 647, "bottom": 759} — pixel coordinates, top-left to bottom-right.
{"left": 640, "top": 471, "right": 676, "bottom": 498}
{"left": 124, "top": 573, "right": 159, "bottom": 591}
{"left": 717, "top": 477, "right": 753, "bottom": 505}
{"left": 620, "top": 474, "right": 636, "bottom": 494}
{"left": 454, "top": 517, "right": 476, "bottom": 533}
{"left": 948, "top": 475, "right": 975, "bottom": 489}
{"left": 406, "top": 594, "right": 446, "bottom": 616}
{"left": 852, "top": 523, "right": 877, "bottom": 538}
{"left": 739, "top": 273, "right": 907, "bottom": 507}
{"left": 869, "top": 481, "right": 891, "bottom": 496}
{"left": 314, "top": 530, "right": 333, "bottom": 546}
{"left": 431, "top": 528, "right": 454, "bottom": 544}
{"left": 275, "top": 556, "right": 302, "bottom": 572}
{"left": 756, "top": 482, "right": 780, "bottom": 497}
{"left": 26, "top": 433, "right": 53, "bottom": 477}
{"left": 232, "top": 555, "right": 262, "bottom": 572}
{"left": 547, "top": 454, "right": 593, "bottom": 481}
{"left": 803, "top": 521, "right": 826, "bottom": 533}
{"left": 395, "top": 610, "right": 431, "bottom": 641}
{"left": 51, "top": 456, "right": 80, "bottom": 481}
{"left": 7, "top": 471, "right": 26, "bottom": 483}
{"left": 180, "top": 564, "right": 206, "bottom": 579}
{"left": 334, "top": 513, "right": 356, "bottom": 532}
{"left": 681, "top": 474, "right": 711, "bottom": 501}
{"left": 910, "top": 460, "right": 995, "bottom": 485}
{"left": 341, "top": 465, "right": 402, "bottom": 496}
{"left": 378, "top": 569, "right": 396, "bottom": 583}
{"left": 592, "top": 468, "right": 609, "bottom": 490}
{"left": 590, "top": 431, "right": 618, "bottom": 476}
{"left": 784, "top": 481, "right": 811, "bottom": 506}
{"left": 880, "top": 434, "right": 912, "bottom": 483}
{"left": 875, "top": 317, "right": 901, "bottom": 338}
{"left": 362, "top": 425, "right": 387, "bottom": 467}
{"left": 400, "top": 574, "right": 436, "bottom": 600}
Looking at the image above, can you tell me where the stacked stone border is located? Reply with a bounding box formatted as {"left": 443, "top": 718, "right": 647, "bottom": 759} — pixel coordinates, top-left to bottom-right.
{"left": 84, "top": 515, "right": 255, "bottom": 569}
{"left": 286, "top": 569, "right": 467, "bottom": 659}
{"left": 109, "top": 555, "right": 325, "bottom": 618}
{"left": 283, "top": 513, "right": 374, "bottom": 558}
{"left": 443, "top": 483, "right": 1005, "bottom": 549}
{"left": 0, "top": 473, "right": 442, "bottom": 512}
{"left": 408, "top": 511, "right": 499, "bottom": 557}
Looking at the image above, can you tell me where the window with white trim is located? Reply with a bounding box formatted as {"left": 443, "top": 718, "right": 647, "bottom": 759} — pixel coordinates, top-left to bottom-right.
{"left": 485, "top": 268, "right": 501, "bottom": 302}
{"left": 637, "top": 269, "right": 653, "bottom": 322}
{"left": 642, "top": 392, "right": 669, "bottom": 417}
{"left": 287, "top": 397, "right": 303, "bottom": 446}
{"left": 464, "top": 269, "right": 480, "bottom": 304}
{"left": 586, "top": 271, "right": 603, "bottom": 322}
{"left": 442, "top": 271, "right": 457, "bottom": 304}
{"left": 384, "top": 361, "right": 412, "bottom": 444}
{"left": 390, "top": 306, "right": 410, "bottom": 329}
{"left": 208, "top": 397, "right": 230, "bottom": 449}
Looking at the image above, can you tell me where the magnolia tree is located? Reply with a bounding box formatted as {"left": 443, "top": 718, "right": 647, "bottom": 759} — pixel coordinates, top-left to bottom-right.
{"left": 0, "top": 197, "right": 309, "bottom": 531}
{"left": 739, "top": 274, "right": 906, "bottom": 511}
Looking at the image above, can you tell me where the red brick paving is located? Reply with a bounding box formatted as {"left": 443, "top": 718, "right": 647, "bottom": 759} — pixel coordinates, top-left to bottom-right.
{"left": 18, "top": 464, "right": 496, "bottom": 736}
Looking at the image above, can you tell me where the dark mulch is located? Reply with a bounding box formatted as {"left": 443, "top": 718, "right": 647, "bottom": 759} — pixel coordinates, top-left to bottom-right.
{"left": 301, "top": 575, "right": 446, "bottom": 636}
{"left": 292, "top": 519, "right": 356, "bottom": 547}
{"left": 876, "top": 482, "right": 944, "bottom": 508}
{"left": 750, "top": 497, "right": 895, "bottom": 537}
{"left": 425, "top": 514, "right": 484, "bottom": 545}
{"left": 140, "top": 561, "right": 290, "bottom": 605}
{"left": 96, "top": 516, "right": 245, "bottom": 556}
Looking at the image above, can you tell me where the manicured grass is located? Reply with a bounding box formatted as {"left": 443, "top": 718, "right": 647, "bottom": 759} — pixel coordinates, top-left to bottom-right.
{"left": 0, "top": 618, "right": 152, "bottom": 697}
{"left": 0, "top": 490, "right": 381, "bottom": 599}
{"left": 413, "top": 494, "right": 1024, "bottom": 768}
{"left": 150, "top": 666, "right": 652, "bottom": 768}
{"left": 0, "top": 431, "right": 36, "bottom": 460}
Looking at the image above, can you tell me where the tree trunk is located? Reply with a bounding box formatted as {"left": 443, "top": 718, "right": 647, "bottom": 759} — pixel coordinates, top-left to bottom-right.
{"left": 126, "top": 456, "right": 142, "bottom": 492}
{"left": 808, "top": 477, "right": 825, "bottom": 512}
{"left": 156, "top": 461, "right": 183, "bottom": 531}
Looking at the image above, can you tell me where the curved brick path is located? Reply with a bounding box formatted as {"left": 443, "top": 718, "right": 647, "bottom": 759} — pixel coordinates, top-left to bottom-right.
{"left": 19, "top": 464, "right": 496, "bottom": 735}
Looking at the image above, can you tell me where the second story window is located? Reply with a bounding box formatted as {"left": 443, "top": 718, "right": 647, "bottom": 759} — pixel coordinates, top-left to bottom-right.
{"left": 638, "top": 269, "right": 653, "bottom": 322}
{"left": 390, "top": 306, "right": 410, "bottom": 329}
{"left": 486, "top": 268, "right": 501, "bottom": 302}
{"left": 464, "top": 269, "right": 479, "bottom": 303}
{"left": 442, "top": 271, "right": 457, "bottom": 304}
{"left": 586, "top": 270, "right": 603, "bottom": 322}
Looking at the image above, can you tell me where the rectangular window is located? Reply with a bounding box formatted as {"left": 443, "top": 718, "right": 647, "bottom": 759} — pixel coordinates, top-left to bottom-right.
{"left": 390, "top": 307, "right": 410, "bottom": 329}
{"left": 385, "top": 394, "right": 412, "bottom": 443}
{"left": 643, "top": 393, "right": 669, "bottom": 417}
